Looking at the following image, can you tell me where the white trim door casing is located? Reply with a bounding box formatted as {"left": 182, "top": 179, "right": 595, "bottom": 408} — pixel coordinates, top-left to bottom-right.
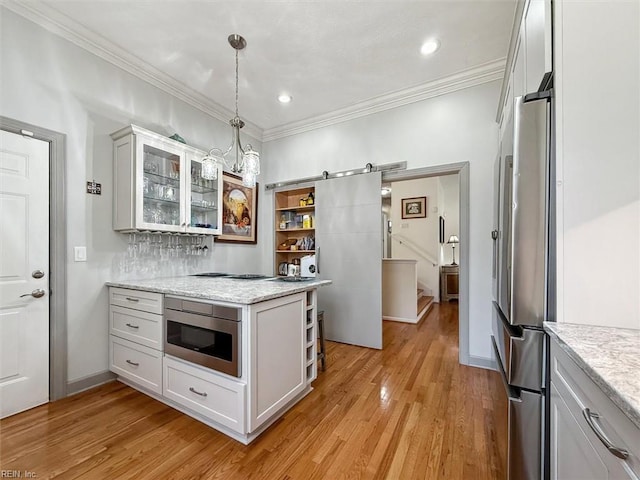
{"left": 0, "top": 130, "right": 50, "bottom": 418}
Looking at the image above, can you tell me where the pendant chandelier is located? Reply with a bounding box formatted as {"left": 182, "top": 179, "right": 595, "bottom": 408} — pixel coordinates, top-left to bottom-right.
{"left": 201, "top": 34, "right": 260, "bottom": 188}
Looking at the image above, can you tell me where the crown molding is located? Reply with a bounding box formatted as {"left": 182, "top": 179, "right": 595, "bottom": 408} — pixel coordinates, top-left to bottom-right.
{"left": 4, "top": 0, "right": 504, "bottom": 145}
{"left": 262, "top": 58, "right": 506, "bottom": 142}
{"left": 1, "top": 0, "right": 263, "bottom": 141}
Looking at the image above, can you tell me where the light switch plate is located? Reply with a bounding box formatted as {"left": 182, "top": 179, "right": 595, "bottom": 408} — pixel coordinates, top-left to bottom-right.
{"left": 74, "top": 246, "right": 87, "bottom": 262}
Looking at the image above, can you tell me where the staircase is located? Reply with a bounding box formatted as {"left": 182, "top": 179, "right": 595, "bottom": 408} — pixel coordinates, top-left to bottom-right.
{"left": 382, "top": 259, "right": 435, "bottom": 324}
{"left": 417, "top": 289, "right": 434, "bottom": 321}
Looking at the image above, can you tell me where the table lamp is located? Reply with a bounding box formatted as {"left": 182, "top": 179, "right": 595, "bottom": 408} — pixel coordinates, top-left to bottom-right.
{"left": 447, "top": 235, "right": 459, "bottom": 265}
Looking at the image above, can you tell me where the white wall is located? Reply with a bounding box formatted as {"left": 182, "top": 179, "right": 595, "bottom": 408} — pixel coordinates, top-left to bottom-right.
{"left": 440, "top": 174, "right": 460, "bottom": 264}
{"left": 555, "top": 1, "right": 639, "bottom": 329}
{"left": 0, "top": 10, "right": 271, "bottom": 383}
{"left": 390, "top": 178, "right": 440, "bottom": 299}
{"left": 264, "top": 81, "right": 500, "bottom": 363}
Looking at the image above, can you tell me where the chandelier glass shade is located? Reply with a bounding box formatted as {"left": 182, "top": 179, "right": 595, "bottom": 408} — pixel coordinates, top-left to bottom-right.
{"left": 201, "top": 34, "right": 260, "bottom": 188}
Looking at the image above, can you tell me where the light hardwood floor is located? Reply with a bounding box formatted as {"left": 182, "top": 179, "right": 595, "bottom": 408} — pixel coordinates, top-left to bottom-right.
{"left": 0, "top": 302, "right": 507, "bottom": 479}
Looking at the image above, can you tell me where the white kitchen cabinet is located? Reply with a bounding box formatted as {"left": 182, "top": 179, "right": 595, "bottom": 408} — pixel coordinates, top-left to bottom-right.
{"left": 109, "top": 305, "right": 163, "bottom": 350}
{"left": 248, "top": 293, "right": 306, "bottom": 432}
{"left": 512, "top": 32, "right": 526, "bottom": 99}
{"left": 109, "top": 288, "right": 164, "bottom": 395}
{"left": 550, "top": 340, "right": 640, "bottom": 479}
{"left": 496, "top": 0, "right": 552, "bottom": 124}
{"left": 163, "top": 355, "right": 245, "bottom": 434}
{"left": 110, "top": 335, "right": 163, "bottom": 395}
{"left": 107, "top": 285, "right": 320, "bottom": 444}
{"left": 111, "top": 124, "right": 222, "bottom": 235}
{"left": 524, "top": 0, "right": 552, "bottom": 93}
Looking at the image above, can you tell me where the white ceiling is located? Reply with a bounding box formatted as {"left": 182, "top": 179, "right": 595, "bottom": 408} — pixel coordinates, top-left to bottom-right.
{"left": 9, "top": 0, "right": 516, "bottom": 139}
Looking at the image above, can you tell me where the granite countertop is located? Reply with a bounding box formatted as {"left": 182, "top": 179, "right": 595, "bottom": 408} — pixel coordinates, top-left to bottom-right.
{"left": 106, "top": 275, "right": 331, "bottom": 305}
{"left": 544, "top": 322, "right": 640, "bottom": 429}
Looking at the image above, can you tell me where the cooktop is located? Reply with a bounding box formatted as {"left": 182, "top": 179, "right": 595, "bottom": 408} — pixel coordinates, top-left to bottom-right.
{"left": 191, "top": 273, "right": 271, "bottom": 280}
{"left": 191, "top": 272, "right": 229, "bottom": 277}
{"left": 226, "top": 274, "right": 271, "bottom": 280}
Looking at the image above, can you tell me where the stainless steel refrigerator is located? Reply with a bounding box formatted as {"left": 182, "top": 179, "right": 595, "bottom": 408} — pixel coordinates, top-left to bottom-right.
{"left": 491, "top": 85, "right": 555, "bottom": 480}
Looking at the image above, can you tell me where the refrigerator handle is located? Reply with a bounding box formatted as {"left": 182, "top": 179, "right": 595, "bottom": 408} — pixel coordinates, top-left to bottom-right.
{"left": 316, "top": 247, "right": 320, "bottom": 275}
{"left": 491, "top": 230, "right": 498, "bottom": 278}
{"left": 491, "top": 335, "right": 521, "bottom": 402}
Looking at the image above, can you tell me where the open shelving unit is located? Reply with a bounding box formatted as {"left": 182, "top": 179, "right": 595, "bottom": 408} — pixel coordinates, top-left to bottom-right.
{"left": 304, "top": 289, "right": 317, "bottom": 384}
{"left": 274, "top": 186, "right": 316, "bottom": 276}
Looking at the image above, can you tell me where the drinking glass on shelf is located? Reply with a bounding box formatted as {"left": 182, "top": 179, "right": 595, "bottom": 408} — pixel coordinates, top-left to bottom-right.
{"left": 170, "top": 161, "right": 180, "bottom": 180}
{"left": 170, "top": 209, "right": 179, "bottom": 225}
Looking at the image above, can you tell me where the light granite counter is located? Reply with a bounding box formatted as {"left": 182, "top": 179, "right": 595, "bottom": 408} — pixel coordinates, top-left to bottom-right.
{"left": 107, "top": 276, "right": 331, "bottom": 304}
{"left": 544, "top": 322, "right": 640, "bottom": 429}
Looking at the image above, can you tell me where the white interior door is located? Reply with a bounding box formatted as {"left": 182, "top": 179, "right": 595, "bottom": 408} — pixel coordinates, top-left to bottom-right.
{"left": 0, "top": 130, "right": 50, "bottom": 418}
{"left": 316, "top": 172, "right": 382, "bottom": 349}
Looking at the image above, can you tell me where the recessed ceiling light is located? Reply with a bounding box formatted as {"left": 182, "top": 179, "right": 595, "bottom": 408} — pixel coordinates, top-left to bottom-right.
{"left": 278, "top": 94, "right": 292, "bottom": 104}
{"left": 420, "top": 39, "right": 440, "bottom": 56}
{"left": 381, "top": 187, "right": 391, "bottom": 196}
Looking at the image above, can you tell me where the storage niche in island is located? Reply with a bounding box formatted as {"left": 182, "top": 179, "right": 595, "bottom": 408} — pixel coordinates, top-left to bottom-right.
{"left": 107, "top": 277, "right": 326, "bottom": 445}
{"left": 111, "top": 125, "right": 223, "bottom": 235}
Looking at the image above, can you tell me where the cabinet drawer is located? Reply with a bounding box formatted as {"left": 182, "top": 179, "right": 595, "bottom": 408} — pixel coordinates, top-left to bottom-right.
{"left": 163, "top": 356, "right": 245, "bottom": 434}
{"left": 110, "top": 305, "right": 162, "bottom": 350}
{"left": 110, "top": 336, "right": 162, "bottom": 394}
{"left": 110, "top": 287, "right": 163, "bottom": 314}
{"left": 550, "top": 342, "right": 640, "bottom": 476}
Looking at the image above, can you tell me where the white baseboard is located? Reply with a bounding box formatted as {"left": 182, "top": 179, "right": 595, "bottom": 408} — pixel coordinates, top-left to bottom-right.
{"left": 383, "top": 315, "right": 419, "bottom": 324}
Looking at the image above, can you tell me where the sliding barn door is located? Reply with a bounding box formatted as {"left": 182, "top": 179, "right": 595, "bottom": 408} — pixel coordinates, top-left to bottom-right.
{"left": 315, "top": 172, "right": 382, "bottom": 349}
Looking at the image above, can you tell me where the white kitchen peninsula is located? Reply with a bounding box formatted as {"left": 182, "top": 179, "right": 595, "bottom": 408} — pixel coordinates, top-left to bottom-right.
{"left": 105, "top": 275, "right": 330, "bottom": 444}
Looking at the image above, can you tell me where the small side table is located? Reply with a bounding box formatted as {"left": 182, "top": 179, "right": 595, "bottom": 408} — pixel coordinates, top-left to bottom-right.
{"left": 441, "top": 265, "right": 460, "bottom": 302}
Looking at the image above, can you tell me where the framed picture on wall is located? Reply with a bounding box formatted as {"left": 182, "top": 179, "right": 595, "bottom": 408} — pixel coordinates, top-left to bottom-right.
{"left": 215, "top": 172, "right": 258, "bottom": 244}
{"left": 439, "top": 216, "right": 445, "bottom": 243}
{"left": 401, "top": 196, "right": 427, "bottom": 219}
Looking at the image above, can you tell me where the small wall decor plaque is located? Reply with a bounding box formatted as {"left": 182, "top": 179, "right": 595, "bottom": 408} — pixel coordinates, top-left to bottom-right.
{"left": 86, "top": 180, "right": 101, "bottom": 195}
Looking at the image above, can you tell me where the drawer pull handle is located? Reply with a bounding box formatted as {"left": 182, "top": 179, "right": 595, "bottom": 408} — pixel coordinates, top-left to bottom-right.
{"left": 582, "top": 408, "right": 629, "bottom": 460}
{"left": 189, "top": 387, "right": 207, "bottom": 398}
{"left": 125, "top": 297, "right": 140, "bottom": 302}
{"left": 125, "top": 323, "right": 139, "bottom": 329}
{"left": 126, "top": 360, "right": 139, "bottom": 367}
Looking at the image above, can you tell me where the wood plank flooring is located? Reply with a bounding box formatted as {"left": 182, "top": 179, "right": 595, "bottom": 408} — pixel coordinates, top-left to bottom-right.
{"left": 0, "top": 302, "right": 507, "bottom": 479}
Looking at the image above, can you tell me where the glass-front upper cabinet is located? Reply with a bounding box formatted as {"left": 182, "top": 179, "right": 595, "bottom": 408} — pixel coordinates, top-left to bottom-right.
{"left": 185, "top": 152, "right": 222, "bottom": 235}
{"left": 111, "top": 125, "right": 222, "bottom": 235}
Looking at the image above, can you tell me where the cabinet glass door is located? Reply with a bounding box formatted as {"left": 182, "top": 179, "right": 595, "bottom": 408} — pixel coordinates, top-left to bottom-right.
{"left": 186, "top": 154, "right": 221, "bottom": 234}
{"left": 139, "top": 142, "right": 182, "bottom": 232}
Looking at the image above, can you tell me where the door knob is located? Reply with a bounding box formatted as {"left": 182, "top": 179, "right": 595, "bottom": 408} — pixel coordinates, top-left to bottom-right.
{"left": 20, "top": 289, "right": 46, "bottom": 298}
{"left": 32, "top": 269, "right": 45, "bottom": 279}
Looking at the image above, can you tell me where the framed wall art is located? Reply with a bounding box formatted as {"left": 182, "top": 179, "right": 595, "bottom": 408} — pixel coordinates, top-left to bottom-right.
{"left": 215, "top": 172, "right": 258, "bottom": 244}
{"left": 401, "top": 196, "right": 427, "bottom": 219}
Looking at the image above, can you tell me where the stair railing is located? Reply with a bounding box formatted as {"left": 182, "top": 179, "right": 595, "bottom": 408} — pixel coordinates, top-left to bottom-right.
{"left": 390, "top": 234, "right": 438, "bottom": 267}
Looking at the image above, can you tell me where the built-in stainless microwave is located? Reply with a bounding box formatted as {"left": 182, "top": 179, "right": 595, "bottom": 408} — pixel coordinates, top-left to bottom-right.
{"left": 164, "top": 297, "right": 241, "bottom": 377}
